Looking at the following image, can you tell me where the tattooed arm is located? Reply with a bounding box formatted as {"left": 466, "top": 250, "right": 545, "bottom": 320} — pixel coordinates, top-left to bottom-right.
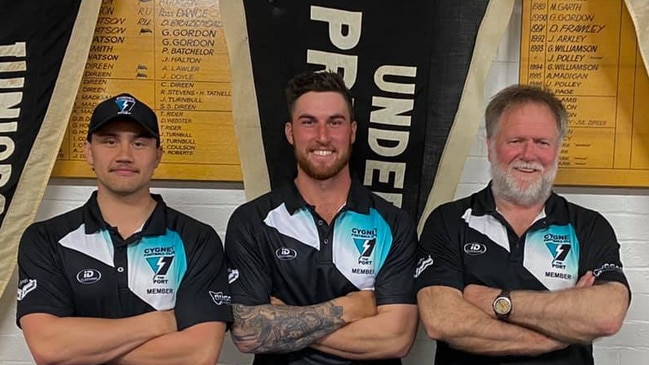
{"left": 231, "top": 290, "right": 376, "bottom": 354}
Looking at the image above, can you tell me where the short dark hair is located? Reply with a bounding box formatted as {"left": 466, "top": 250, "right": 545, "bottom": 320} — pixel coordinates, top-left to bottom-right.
{"left": 285, "top": 70, "right": 354, "bottom": 120}
{"left": 485, "top": 84, "right": 567, "bottom": 141}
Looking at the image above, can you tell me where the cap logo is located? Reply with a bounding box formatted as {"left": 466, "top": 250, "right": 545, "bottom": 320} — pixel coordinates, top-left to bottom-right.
{"left": 115, "top": 95, "right": 136, "bottom": 115}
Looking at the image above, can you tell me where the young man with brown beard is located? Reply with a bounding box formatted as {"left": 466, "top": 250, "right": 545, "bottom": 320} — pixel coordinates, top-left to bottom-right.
{"left": 225, "top": 71, "right": 418, "bottom": 365}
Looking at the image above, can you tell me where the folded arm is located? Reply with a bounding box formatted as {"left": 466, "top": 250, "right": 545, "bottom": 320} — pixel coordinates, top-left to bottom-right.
{"left": 463, "top": 273, "right": 630, "bottom": 343}
{"left": 511, "top": 280, "right": 629, "bottom": 342}
{"left": 110, "top": 321, "right": 227, "bottom": 365}
{"left": 20, "top": 311, "right": 175, "bottom": 365}
{"left": 417, "top": 286, "right": 568, "bottom": 356}
{"left": 230, "top": 290, "right": 375, "bottom": 354}
{"left": 311, "top": 303, "right": 417, "bottom": 359}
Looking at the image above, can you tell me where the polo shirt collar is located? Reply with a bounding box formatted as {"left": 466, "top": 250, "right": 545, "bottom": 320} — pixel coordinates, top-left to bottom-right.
{"left": 82, "top": 191, "right": 167, "bottom": 236}
{"left": 472, "top": 181, "right": 563, "bottom": 223}
{"left": 282, "top": 178, "right": 371, "bottom": 215}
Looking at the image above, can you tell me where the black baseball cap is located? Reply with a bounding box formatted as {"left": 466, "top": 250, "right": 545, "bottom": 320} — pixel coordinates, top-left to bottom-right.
{"left": 87, "top": 93, "right": 160, "bottom": 144}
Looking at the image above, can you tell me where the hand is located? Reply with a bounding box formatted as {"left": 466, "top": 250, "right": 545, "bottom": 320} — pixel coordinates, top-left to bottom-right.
{"left": 518, "top": 330, "right": 571, "bottom": 356}
{"left": 270, "top": 296, "right": 286, "bottom": 305}
{"left": 537, "top": 334, "right": 570, "bottom": 354}
{"left": 576, "top": 271, "right": 595, "bottom": 288}
{"left": 147, "top": 309, "right": 177, "bottom": 335}
{"left": 334, "top": 290, "right": 377, "bottom": 323}
{"left": 463, "top": 284, "right": 500, "bottom": 317}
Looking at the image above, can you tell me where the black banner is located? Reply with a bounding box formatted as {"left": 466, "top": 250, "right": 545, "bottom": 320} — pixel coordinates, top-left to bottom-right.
{"left": 236, "top": 0, "right": 490, "bottom": 222}
{"left": 0, "top": 0, "right": 95, "bottom": 294}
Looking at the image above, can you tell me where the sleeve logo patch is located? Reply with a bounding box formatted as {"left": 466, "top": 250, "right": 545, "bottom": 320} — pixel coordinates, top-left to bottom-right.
{"left": 228, "top": 268, "right": 239, "bottom": 284}
{"left": 209, "top": 291, "right": 231, "bottom": 305}
{"left": 414, "top": 255, "right": 434, "bottom": 278}
{"left": 17, "top": 279, "right": 37, "bottom": 301}
{"left": 593, "top": 263, "right": 624, "bottom": 277}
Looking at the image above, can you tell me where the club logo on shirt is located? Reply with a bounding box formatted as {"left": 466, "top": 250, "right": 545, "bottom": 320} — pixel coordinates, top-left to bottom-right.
{"left": 144, "top": 246, "right": 175, "bottom": 285}
{"left": 528, "top": 225, "right": 579, "bottom": 289}
{"left": 209, "top": 291, "right": 231, "bottom": 305}
{"left": 351, "top": 228, "right": 377, "bottom": 266}
{"left": 544, "top": 233, "right": 572, "bottom": 270}
{"left": 17, "top": 278, "right": 37, "bottom": 301}
{"left": 76, "top": 269, "right": 102, "bottom": 284}
{"left": 542, "top": 233, "right": 574, "bottom": 281}
{"left": 354, "top": 238, "right": 376, "bottom": 265}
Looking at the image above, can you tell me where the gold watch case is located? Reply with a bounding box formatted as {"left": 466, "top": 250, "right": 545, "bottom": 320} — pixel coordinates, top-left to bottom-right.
{"left": 492, "top": 291, "right": 512, "bottom": 319}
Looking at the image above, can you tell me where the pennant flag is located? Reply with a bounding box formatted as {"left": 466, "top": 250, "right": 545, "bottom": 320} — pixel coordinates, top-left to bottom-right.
{"left": 625, "top": 0, "right": 649, "bottom": 74}
{"left": 0, "top": 1, "right": 99, "bottom": 295}
{"left": 222, "top": 0, "right": 514, "bottom": 231}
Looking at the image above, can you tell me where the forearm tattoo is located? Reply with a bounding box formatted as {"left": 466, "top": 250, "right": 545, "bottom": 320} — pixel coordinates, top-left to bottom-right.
{"left": 232, "top": 301, "right": 345, "bottom": 353}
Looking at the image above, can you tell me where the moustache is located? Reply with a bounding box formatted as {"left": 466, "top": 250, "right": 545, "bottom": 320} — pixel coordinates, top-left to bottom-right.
{"left": 509, "top": 161, "right": 544, "bottom": 172}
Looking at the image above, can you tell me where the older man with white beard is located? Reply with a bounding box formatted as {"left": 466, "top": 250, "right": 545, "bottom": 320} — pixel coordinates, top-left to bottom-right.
{"left": 414, "top": 84, "right": 630, "bottom": 365}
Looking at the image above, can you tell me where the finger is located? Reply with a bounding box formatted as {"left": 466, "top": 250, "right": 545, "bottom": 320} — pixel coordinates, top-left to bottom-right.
{"left": 270, "top": 296, "right": 286, "bottom": 305}
{"left": 576, "top": 271, "right": 595, "bottom": 287}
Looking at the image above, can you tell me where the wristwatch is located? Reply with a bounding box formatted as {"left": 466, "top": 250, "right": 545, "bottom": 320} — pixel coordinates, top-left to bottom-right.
{"left": 492, "top": 289, "right": 512, "bottom": 320}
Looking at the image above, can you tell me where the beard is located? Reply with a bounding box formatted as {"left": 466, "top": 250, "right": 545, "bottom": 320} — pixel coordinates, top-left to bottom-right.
{"left": 295, "top": 146, "right": 351, "bottom": 180}
{"left": 490, "top": 157, "right": 557, "bottom": 207}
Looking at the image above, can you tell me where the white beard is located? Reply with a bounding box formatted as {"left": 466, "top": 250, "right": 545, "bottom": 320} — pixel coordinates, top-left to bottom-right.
{"left": 490, "top": 157, "right": 557, "bottom": 207}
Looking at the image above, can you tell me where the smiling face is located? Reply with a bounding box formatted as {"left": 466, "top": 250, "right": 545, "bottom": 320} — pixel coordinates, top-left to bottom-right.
{"left": 285, "top": 91, "right": 356, "bottom": 181}
{"left": 84, "top": 120, "right": 162, "bottom": 199}
{"left": 487, "top": 102, "right": 561, "bottom": 206}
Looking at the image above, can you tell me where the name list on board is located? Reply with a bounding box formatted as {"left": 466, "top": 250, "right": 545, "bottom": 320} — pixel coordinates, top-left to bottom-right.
{"left": 53, "top": 0, "right": 242, "bottom": 181}
{"left": 520, "top": 0, "right": 649, "bottom": 187}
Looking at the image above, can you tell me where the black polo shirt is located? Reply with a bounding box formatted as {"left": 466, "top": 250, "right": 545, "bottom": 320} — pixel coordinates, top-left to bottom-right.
{"left": 17, "top": 192, "right": 232, "bottom": 330}
{"left": 225, "top": 179, "right": 417, "bottom": 365}
{"left": 415, "top": 184, "right": 630, "bottom": 365}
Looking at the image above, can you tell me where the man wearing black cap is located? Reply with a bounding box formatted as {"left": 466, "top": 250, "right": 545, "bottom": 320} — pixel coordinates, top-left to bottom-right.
{"left": 16, "top": 93, "right": 232, "bottom": 364}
